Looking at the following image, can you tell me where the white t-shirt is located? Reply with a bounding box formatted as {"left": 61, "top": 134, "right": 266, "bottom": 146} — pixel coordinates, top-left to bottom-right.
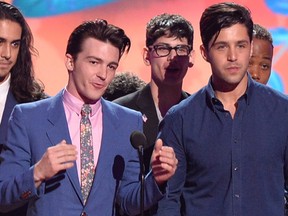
{"left": 155, "top": 102, "right": 163, "bottom": 123}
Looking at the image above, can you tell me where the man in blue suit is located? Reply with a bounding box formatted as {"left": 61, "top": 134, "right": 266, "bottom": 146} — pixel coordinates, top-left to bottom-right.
{"left": 0, "top": 19, "right": 177, "bottom": 216}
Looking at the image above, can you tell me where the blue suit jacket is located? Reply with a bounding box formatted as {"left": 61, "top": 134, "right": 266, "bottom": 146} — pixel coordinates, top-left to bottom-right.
{"left": 0, "top": 90, "right": 163, "bottom": 216}
{"left": 0, "top": 90, "right": 29, "bottom": 216}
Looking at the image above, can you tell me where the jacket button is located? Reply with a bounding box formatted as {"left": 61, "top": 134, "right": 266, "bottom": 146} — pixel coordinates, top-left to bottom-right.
{"left": 20, "top": 191, "right": 32, "bottom": 200}
{"left": 81, "top": 212, "right": 87, "bottom": 216}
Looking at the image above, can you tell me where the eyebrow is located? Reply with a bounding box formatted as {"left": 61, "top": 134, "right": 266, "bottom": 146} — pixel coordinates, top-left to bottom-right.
{"left": 262, "top": 56, "right": 273, "bottom": 61}
{"left": 155, "top": 43, "right": 189, "bottom": 46}
{"left": 0, "top": 37, "right": 21, "bottom": 43}
{"left": 86, "top": 56, "right": 119, "bottom": 67}
{"left": 214, "top": 40, "right": 249, "bottom": 45}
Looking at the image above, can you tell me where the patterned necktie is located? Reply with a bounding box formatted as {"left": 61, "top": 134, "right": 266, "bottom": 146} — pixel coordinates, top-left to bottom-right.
{"left": 80, "top": 104, "right": 94, "bottom": 204}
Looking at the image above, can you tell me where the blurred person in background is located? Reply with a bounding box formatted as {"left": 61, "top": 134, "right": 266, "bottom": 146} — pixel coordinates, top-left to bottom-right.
{"left": 248, "top": 23, "right": 273, "bottom": 85}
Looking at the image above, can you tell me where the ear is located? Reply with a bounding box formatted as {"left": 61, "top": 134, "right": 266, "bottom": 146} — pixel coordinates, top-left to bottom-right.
{"left": 250, "top": 40, "right": 253, "bottom": 58}
{"left": 188, "top": 50, "right": 196, "bottom": 68}
{"left": 65, "top": 54, "right": 74, "bottom": 71}
{"left": 200, "top": 44, "right": 209, "bottom": 63}
{"left": 143, "top": 47, "right": 151, "bottom": 66}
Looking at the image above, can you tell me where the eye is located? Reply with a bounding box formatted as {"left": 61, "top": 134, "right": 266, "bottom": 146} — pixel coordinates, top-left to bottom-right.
{"left": 238, "top": 44, "right": 246, "bottom": 49}
{"left": 108, "top": 64, "right": 117, "bottom": 71}
{"left": 237, "top": 42, "right": 248, "bottom": 49}
{"left": 90, "top": 60, "right": 97, "bottom": 65}
{"left": 177, "top": 46, "right": 187, "bottom": 53}
{"left": 213, "top": 42, "right": 227, "bottom": 50}
{"left": 11, "top": 41, "right": 20, "bottom": 48}
{"left": 216, "top": 45, "right": 226, "bottom": 50}
{"left": 180, "top": 47, "right": 186, "bottom": 52}
{"left": 156, "top": 46, "right": 169, "bottom": 51}
{"left": 261, "top": 64, "right": 270, "bottom": 70}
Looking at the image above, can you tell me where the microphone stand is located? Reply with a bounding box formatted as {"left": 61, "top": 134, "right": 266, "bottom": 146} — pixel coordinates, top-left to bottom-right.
{"left": 130, "top": 131, "right": 147, "bottom": 216}
{"left": 138, "top": 145, "right": 145, "bottom": 216}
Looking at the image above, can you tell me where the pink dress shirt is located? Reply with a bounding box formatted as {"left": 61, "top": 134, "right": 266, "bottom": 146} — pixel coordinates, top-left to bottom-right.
{"left": 62, "top": 88, "right": 103, "bottom": 183}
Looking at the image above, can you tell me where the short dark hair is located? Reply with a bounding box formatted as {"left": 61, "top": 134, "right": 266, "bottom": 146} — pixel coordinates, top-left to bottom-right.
{"left": 103, "top": 72, "right": 146, "bottom": 101}
{"left": 0, "top": 1, "right": 46, "bottom": 102}
{"left": 253, "top": 23, "right": 273, "bottom": 47}
{"left": 146, "top": 13, "right": 194, "bottom": 48}
{"left": 200, "top": 2, "right": 253, "bottom": 50}
{"left": 66, "top": 19, "right": 131, "bottom": 60}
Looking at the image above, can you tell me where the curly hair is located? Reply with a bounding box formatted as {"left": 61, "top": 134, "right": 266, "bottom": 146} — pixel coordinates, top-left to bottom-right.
{"left": 0, "top": 1, "right": 46, "bottom": 102}
{"left": 253, "top": 23, "right": 273, "bottom": 47}
{"left": 103, "top": 72, "right": 146, "bottom": 101}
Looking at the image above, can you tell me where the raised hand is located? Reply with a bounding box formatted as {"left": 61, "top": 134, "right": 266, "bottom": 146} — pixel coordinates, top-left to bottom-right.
{"left": 151, "top": 138, "right": 178, "bottom": 185}
{"left": 33, "top": 140, "right": 77, "bottom": 187}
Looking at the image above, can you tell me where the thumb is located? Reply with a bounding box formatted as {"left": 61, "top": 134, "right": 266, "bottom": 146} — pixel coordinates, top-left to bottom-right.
{"left": 58, "top": 140, "right": 67, "bottom": 146}
{"left": 154, "top": 138, "right": 163, "bottom": 153}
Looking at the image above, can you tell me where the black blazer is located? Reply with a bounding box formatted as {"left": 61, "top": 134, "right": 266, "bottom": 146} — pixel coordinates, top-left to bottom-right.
{"left": 114, "top": 84, "right": 189, "bottom": 174}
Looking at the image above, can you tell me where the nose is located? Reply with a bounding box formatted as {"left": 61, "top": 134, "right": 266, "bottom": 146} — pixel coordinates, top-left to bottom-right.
{"left": 167, "top": 48, "right": 177, "bottom": 61}
{"left": 249, "top": 67, "right": 260, "bottom": 82}
{"left": 227, "top": 47, "right": 237, "bottom": 62}
{"left": 1, "top": 43, "right": 11, "bottom": 60}
{"left": 97, "top": 65, "right": 108, "bottom": 81}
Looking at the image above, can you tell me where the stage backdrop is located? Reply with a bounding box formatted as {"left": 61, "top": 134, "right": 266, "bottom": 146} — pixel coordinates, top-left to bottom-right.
{"left": 9, "top": 0, "right": 288, "bottom": 95}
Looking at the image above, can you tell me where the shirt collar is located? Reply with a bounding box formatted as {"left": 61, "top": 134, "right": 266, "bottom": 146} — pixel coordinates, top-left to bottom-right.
{"left": 0, "top": 73, "right": 11, "bottom": 92}
{"left": 62, "top": 88, "right": 101, "bottom": 116}
{"left": 206, "top": 73, "right": 252, "bottom": 109}
{"left": 0, "top": 74, "right": 11, "bottom": 121}
{"left": 245, "top": 73, "right": 254, "bottom": 105}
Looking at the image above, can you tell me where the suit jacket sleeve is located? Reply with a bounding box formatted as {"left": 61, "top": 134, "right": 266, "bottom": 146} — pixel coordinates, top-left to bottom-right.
{"left": 0, "top": 105, "right": 42, "bottom": 212}
{"left": 156, "top": 108, "right": 186, "bottom": 216}
{"left": 116, "top": 111, "right": 164, "bottom": 215}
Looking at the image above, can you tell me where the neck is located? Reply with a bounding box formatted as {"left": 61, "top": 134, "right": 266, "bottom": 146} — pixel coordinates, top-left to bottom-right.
{"left": 150, "top": 80, "right": 183, "bottom": 117}
{"left": 212, "top": 75, "right": 248, "bottom": 118}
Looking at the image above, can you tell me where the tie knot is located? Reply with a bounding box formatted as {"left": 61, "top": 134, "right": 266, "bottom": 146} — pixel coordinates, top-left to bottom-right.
{"left": 81, "top": 104, "right": 91, "bottom": 117}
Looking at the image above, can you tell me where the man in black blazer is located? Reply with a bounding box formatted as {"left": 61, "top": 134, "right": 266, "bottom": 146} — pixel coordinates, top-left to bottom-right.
{"left": 114, "top": 13, "right": 194, "bottom": 176}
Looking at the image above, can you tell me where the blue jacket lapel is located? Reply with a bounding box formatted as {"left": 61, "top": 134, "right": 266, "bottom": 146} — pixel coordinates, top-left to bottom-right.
{"left": 46, "top": 90, "right": 83, "bottom": 204}
{"left": 91, "top": 99, "right": 120, "bottom": 192}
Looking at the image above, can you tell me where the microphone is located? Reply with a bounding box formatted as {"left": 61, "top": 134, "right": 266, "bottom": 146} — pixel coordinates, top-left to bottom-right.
{"left": 130, "top": 130, "right": 147, "bottom": 151}
{"left": 130, "top": 131, "right": 147, "bottom": 175}
{"left": 130, "top": 131, "right": 147, "bottom": 216}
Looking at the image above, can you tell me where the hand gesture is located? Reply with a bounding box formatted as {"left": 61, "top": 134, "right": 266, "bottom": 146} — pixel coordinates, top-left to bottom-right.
{"left": 151, "top": 138, "right": 178, "bottom": 185}
{"left": 34, "top": 140, "right": 77, "bottom": 187}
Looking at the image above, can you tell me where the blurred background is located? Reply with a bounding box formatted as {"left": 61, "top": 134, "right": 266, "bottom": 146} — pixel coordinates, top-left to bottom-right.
{"left": 6, "top": 0, "right": 288, "bottom": 95}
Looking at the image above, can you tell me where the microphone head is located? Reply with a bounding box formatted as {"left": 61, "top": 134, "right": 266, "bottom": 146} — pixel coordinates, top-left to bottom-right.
{"left": 130, "top": 131, "right": 147, "bottom": 150}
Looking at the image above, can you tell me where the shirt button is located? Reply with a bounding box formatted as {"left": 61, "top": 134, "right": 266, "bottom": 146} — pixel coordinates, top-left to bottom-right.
{"left": 234, "top": 167, "right": 238, "bottom": 171}
{"left": 235, "top": 194, "right": 240, "bottom": 198}
{"left": 81, "top": 212, "right": 87, "bottom": 216}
